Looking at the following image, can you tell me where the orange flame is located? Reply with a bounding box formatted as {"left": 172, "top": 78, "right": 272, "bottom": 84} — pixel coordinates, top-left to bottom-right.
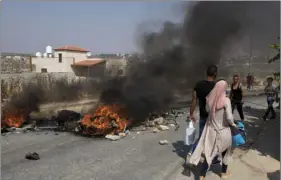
{"left": 80, "top": 104, "right": 131, "bottom": 136}
{"left": 2, "top": 110, "right": 25, "bottom": 128}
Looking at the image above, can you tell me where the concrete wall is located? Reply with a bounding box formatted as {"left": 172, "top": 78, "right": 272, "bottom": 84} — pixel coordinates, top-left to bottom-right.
{"left": 72, "top": 63, "right": 106, "bottom": 79}
{"left": 31, "top": 51, "right": 88, "bottom": 73}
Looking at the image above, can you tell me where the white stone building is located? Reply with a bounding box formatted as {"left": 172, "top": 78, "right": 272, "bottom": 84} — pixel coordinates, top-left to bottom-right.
{"left": 32, "top": 45, "right": 93, "bottom": 73}
{"left": 31, "top": 45, "right": 128, "bottom": 78}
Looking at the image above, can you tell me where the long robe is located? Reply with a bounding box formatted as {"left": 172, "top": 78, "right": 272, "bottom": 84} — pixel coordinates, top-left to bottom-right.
{"left": 189, "top": 98, "right": 234, "bottom": 166}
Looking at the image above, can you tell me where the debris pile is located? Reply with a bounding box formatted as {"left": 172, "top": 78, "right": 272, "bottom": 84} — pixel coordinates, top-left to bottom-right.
{"left": 79, "top": 104, "right": 131, "bottom": 136}
{"left": 56, "top": 110, "right": 81, "bottom": 131}
{"left": 143, "top": 109, "right": 184, "bottom": 130}
{"left": 1, "top": 102, "right": 185, "bottom": 141}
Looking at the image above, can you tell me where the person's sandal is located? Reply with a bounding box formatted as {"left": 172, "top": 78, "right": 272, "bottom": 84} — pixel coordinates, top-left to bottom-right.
{"left": 221, "top": 171, "right": 231, "bottom": 179}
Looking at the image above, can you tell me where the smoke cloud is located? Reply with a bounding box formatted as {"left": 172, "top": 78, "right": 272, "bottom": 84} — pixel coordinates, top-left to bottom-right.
{"left": 2, "top": 2, "right": 279, "bottom": 126}
{"left": 100, "top": 1, "right": 280, "bottom": 122}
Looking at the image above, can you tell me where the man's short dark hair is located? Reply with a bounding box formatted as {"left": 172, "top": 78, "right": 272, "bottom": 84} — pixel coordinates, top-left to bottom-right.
{"left": 206, "top": 65, "right": 218, "bottom": 77}
{"left": 233, "top": 74, "right": 239, "bottom": 78}
{"left": 267, "top": 77, "right": 274, "bottom": 81}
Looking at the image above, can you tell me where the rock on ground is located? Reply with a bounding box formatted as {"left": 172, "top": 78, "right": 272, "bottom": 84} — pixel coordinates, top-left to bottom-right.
{"left": 153, "top": 128, "right": 160, "bottom": 133}
{"left": 25, "top": 152, "right": 40, "bottom": 160}
{"left": 105, "top": 134, "right": 121, "bottom": 141}
{"left": 158, "top": 125, "right": 170, "bottom": 131}
{"left": 153, "top": 117, "right": 164, "bottom": 125}
{"left": 159, "top": 140, "right": 169, "bottom": 145}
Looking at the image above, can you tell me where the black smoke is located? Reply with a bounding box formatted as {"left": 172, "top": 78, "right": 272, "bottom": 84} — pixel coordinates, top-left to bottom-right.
{"left": 100, "top": 1, "right": 280, "bottom": 122}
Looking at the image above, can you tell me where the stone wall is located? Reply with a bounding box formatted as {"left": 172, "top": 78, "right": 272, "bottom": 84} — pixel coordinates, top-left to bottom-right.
{"left": 1, "top": 56, "right": 35, "bottom": 74}
{"left": 1, "top": 72, "right": 79, "bottom": 83}
{"left": 1, "top": 72, "right": 82, "bottom": 100}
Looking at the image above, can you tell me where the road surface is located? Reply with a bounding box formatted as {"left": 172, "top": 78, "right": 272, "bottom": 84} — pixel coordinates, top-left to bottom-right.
{"left": 1, "top": 95, "right": 274, "bottom": 180}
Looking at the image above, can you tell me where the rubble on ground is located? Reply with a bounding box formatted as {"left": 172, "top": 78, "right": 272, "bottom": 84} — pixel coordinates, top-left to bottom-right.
{"left": 153, "top": 128, "right": 160, "bottom": 133}
{"left": 159, "top": 140, "right": 169, "bottom": 145}
{"left": 158, "top": 125, "right": 170, "bottom": 131}
{"left": 153, "top": 117, "right": 164, "bottom": 125}
{"left": 25, "top": 152, "right": 40, "bottom": 160}
{"left": 2, "top": 106, "right": 185, "bottom": 141}
{"left": 56, "top": 110, "right": 81, "bottom": 130}
{"left": 105, "top": 134, "right": 121, "bottom": 141}
{"left": 118, "top": 132, "right": 127, "bottom": 137}
{"left": 169, "top": 124, "right": 176, "bottom": 128}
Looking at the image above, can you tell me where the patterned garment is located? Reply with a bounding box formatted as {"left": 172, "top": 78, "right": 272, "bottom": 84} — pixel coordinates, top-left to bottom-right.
{"left": 265, "top": 85, "right": 277, "bottom": 100}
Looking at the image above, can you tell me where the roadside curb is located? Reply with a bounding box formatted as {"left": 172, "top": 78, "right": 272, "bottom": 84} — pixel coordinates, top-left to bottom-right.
{"left": 237, "top": 118, "right": 280, "bottom": 175}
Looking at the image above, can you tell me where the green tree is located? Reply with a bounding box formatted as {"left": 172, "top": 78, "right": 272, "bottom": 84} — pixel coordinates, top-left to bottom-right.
{"left": 268, "top": 36, "right": 280, "bottom": 63}
{"left": 268, "top": 37, "right": 280, "bottom": 89}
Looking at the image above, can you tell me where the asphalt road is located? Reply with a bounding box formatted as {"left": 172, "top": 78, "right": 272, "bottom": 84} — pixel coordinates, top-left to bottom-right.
{"left": 1, "top": 95, "right": 273, "bottom": 180}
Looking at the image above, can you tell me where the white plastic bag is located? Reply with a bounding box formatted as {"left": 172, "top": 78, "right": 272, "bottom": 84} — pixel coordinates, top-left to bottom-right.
{"left": 185, "top": 121, "right": 195, "bottom": 145}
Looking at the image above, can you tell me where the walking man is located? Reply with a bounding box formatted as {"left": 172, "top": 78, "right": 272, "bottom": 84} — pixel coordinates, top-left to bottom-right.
{"left": 247, "top": 73, "right": 253, "bottom": 90}
{"left": 229, "top": 74, "right": 245, "bottom": 121}
{"left": 188, "top": 64, "right": 220, "bottom": 164}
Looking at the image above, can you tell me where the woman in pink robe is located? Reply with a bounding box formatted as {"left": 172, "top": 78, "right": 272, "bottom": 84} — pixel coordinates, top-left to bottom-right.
{"left": 189, "top": 80, "right": 236, "bottom": 180}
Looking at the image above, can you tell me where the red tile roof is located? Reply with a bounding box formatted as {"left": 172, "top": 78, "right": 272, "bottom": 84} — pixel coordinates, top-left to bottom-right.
{"left": 54, "top": 45, "right": 89, "bottom": 53}
{"left": 71, "top": 60, "right": 106, "bottom": 67}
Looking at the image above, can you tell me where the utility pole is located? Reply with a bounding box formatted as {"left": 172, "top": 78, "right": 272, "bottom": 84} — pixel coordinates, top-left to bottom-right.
{"left": 248, "top": 35, "right": 252, "bottom": 74}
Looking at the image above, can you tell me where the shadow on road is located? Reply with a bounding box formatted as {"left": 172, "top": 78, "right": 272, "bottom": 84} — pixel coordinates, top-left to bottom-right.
{"left": 243, "top": 106, "right": 280, "bottom": 161}
{"left": 171, "top": 140, "right": 229, "bottom": 179}
{"left": 267, "top": 170, "right": 280, "bottom": 180}
{"left": 171, "top": 106, "right": 280, "bottom": 179}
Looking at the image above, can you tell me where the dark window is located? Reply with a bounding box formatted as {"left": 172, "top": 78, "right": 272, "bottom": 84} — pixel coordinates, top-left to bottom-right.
{"left": 41, "top": 68, "right": 47, "bottom": 73}
{"left": 117, "top": 69, "right": 123, "bottom": 75}
{"left": 58, "top": 53, "right": 62, "bottom": 63}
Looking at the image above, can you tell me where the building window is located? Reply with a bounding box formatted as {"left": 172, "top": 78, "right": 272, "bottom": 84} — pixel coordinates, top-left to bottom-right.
{"left": 41, "top": 68, "right": 47, "bottom": 73}
{"left": 58, "top": 53, "right": 62, "bottom": 63}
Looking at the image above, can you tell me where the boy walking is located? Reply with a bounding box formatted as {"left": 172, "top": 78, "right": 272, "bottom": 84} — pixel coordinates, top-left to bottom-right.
{"left": 263, "top": 77, "right": 278, "bottom": 121}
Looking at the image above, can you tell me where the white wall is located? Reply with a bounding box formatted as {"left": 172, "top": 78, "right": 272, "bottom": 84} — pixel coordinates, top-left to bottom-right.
{"left": 32, "top": 51, "right": 88, "bottom": 73}
{"left": 32, "top": 57, "right": 74, "bottom": 72}
{"left": 54, "top": 51, "right": 87, "bottom": 63}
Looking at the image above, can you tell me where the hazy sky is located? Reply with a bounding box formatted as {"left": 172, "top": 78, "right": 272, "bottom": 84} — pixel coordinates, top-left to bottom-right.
{"left": 0, "top": 1, "right": 182, "bottom": 54}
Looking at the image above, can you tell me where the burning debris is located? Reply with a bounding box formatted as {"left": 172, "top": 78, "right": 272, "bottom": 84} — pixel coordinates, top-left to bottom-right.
{"left": 1, "top": 82, "right": 42, "bottom": 128}
{"left": 2, "top": 109, "right": 25, "bottom": 128}
{"left": 79, "top": 104, "right": 131, "bottom": 136}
